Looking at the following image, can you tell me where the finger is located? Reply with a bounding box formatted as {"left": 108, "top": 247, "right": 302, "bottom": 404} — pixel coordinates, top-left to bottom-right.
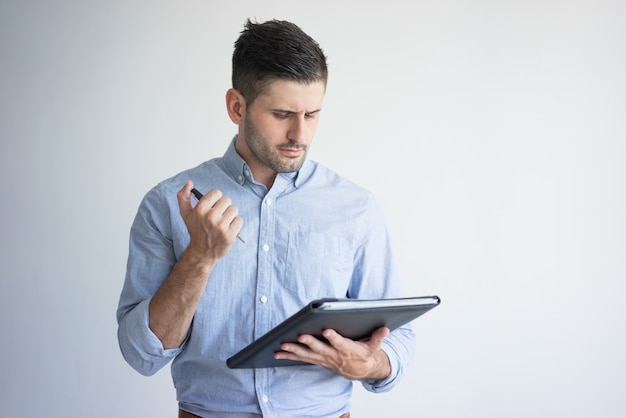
{"left": 222, "top": 207, "right": 244, "bottom": 238}
{"left": 230, "top": 215, "right": 244, "bottom": 232}
{"left": 322, "top": 329, "right": 348, "bottom": 350}
{"left": 366, "top": 327, "right": 390, "bottom": 349}
{"left": 207, "top": 196, "right": 238, "bottom": 231}
{"left": 274, "top": 349, "right": 313, "bottom": 364}
{"left": 196, "top": 189, "right": 223, "bottom": 211}
{"left": 279, "top": 341, "right": 309, "bottom": 356}
{"left": 275, "top": 337, "right": 326, "bottom": 365}
{"left": 300, "top": 333, "right": 334, "bottom": 352}
{"left": 190, "top": 189, "right": 244, "bottom": 242}
{"left": 279, "top": 333, "right": 330, "bottom": 356}
{"left": 177, "top": 180, "right": 195, "bottom": 217}
{"left": 211, "top": 195, "right": 235, "bottom": 218}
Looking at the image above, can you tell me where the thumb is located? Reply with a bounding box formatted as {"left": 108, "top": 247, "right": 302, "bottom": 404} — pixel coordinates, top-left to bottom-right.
{"left": 177, "top": 180, "right": 195, "bottom": 218}
{"left": 368, "top": 327, "right": 390, "bottom": 348}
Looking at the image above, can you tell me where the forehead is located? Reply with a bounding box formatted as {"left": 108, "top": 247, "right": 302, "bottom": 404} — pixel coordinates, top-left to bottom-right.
{"left": 253, "top": 79, "right": 326, "bottom": 111}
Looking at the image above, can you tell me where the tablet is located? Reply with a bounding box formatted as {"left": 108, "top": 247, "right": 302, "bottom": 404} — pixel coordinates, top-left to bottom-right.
{"left": 226, "top": 295, "right": 440, "bottom": 369}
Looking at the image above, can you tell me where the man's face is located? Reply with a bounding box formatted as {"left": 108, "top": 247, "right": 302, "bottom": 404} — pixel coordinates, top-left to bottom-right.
{"left": 236, "top": 79, "right": 325, "bottom": 179}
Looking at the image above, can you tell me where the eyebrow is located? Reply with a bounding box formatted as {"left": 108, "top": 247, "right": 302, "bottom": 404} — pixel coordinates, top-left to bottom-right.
{"left": 272, "top": 108, "right": 322, "bottom": 115}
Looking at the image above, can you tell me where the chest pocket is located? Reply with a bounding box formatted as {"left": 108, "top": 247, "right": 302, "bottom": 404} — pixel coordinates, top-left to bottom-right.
{"left": 282, "top": 232, "right": 354, "bottom": 300}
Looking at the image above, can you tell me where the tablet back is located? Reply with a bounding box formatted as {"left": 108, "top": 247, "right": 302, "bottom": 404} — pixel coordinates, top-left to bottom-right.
{"left": 226, "top": 296, "right": 440, "bottom": 369}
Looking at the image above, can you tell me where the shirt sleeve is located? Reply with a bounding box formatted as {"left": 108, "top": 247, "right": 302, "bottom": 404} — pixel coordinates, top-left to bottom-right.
{"left": 116, "top": 185, "right": 186, "bottom": 376}
{"left": 349, "top": 193, "right": 417, "bottom": 393}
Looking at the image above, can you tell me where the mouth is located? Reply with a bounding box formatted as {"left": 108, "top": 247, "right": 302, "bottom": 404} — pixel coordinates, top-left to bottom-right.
{"left": 277, "top": 145, "right": 306, "bottom": 158}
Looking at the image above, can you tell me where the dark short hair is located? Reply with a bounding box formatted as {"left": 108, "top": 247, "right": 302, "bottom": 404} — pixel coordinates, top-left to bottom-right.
{"left": 232, "top": 19, "right": 328, "bottom": 105}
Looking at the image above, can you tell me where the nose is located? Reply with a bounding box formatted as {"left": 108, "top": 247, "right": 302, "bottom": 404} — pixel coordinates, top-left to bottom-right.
{"left": 287, "top": 115, "right": 307, "bottom": 144}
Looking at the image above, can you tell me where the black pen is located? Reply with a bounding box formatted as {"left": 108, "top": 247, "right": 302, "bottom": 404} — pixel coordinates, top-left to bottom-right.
{"left": 191, "top": 188, "right": 246, "bottom": 244}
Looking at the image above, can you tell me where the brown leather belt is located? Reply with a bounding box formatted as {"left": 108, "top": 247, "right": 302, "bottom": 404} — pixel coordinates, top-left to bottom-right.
{"left": 178, "top": 409, "right": 200, "bottom": 418}
{"left": 179, "top": 409, "right": 350, "bottom": 417}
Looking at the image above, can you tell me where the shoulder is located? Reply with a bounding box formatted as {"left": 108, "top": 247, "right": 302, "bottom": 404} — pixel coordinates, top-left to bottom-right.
{"left": 137, "top": 159, "right": 221, "bottom": 213}
{"left": 303, "top": 159, "right": 377, "bottom": 204}
{"left": 150, "top": 159, "right": 221, "bottom": 196}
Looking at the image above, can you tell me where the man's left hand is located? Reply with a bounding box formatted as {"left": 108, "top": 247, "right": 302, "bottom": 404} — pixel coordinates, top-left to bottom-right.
{"left": 274, "top": 327, "right": 391, "bottom": 381}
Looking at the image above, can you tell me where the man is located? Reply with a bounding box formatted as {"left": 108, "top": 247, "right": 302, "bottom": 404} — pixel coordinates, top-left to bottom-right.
{"left": 117, "top": 19, "right": 416, "bottom": 417}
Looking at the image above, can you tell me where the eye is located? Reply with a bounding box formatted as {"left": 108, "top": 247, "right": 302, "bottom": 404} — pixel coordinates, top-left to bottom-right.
{"left": 273, "top": 112, "right": 291, "bottom": 120}
{"left": 305, "top": 112, "right": 319, "bottom": 120}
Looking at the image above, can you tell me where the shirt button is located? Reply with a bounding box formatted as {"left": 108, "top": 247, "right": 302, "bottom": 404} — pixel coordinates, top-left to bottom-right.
{"left": 262, "top": 395, "right": 269, "bottom": 403}
{"left": 260, "top": 296, "right": 268, "bottom": 303}
{"left": 237, "top": 175, "right": 243, "bottom": 182}
{"left": 266, "top": 197, "right": 272, "bottom": 205}
{"left": 245, "top": 169, "right": 251, "bottom": 177}
{"left": 262, "top": 244, "right": 270, "bottom": 252}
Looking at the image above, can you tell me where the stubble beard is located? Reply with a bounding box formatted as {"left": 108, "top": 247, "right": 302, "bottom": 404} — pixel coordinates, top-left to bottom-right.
{"left": 243, "top": 114, "right": 308, "bottom": 173}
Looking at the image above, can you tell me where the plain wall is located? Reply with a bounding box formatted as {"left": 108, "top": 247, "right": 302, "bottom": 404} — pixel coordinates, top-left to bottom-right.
{"left": 1, "top": 0, "right": 625, "bottom": 417}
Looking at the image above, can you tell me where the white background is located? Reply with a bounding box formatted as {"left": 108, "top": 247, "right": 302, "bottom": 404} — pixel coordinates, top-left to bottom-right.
{"left": 1, "top": 1, "right": 625, "bottom": 417}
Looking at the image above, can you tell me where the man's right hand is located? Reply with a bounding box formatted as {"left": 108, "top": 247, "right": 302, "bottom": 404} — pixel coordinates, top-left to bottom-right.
{"left": 178, "top": 180, "right": 244, "bottom": 262}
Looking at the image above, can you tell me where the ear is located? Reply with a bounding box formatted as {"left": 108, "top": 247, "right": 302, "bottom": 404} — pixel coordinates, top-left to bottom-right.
{"left": 226, "top": 88, "right": 246, "bottom": 125}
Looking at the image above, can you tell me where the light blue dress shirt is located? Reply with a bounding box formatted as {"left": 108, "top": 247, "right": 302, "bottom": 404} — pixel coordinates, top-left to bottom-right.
{"left": 117, "top": 138, "right": 416, "bottom": 417}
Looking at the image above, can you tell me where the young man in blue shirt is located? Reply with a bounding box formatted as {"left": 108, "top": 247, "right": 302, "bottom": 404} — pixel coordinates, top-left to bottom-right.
{"left": 117, "top": 19, "right": 416, "bottom": 417}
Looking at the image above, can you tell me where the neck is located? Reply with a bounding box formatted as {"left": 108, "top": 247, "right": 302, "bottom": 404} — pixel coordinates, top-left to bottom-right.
{"left": 234, "top": 139, "right": 277, "bottom": 189}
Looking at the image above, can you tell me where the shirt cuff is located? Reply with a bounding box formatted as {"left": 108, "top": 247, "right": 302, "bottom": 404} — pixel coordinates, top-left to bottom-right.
{"left": 360, "top": 342, "right": 402, "bottom": 393}
{"left": 118, "top": 298, "right": 186, "bottom": 376}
